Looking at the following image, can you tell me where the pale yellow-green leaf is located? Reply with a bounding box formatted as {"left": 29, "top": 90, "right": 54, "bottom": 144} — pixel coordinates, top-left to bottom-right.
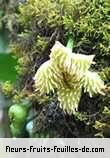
{"left": 57, "top": 87, "right": 82, "bottom": 114}
{"left": 82, "top": 71, "right": 105, "bottom": 97}
{"left": 34, "top": 60, "right": 64, "bottom": 95}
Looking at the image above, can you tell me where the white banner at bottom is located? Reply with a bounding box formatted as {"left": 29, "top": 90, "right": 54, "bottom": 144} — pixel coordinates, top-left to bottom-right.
{"left": 0, "top": 138, "right": 109, "bottom": 158}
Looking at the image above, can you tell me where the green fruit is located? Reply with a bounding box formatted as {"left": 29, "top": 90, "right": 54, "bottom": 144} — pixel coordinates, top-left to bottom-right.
{"left": 10, "top": 124, "right": 22, "bottom": 137}
{"left": 8, "top": 104, "right": 28, "bottom": 126}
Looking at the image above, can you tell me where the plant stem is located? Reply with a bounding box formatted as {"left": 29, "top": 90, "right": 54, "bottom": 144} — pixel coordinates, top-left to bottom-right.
{"left": 66, "top": 33, "right": 74, "bottom": 50}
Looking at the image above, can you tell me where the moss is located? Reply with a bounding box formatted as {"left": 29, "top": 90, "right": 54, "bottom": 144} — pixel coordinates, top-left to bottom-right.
{"left": 99, "top": 67, "right": 110, "bottom": 83}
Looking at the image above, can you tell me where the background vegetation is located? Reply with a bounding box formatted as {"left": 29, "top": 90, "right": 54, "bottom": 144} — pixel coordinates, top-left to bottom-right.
{"left": 0, "top": 0, "right": 110, "bottom": 137}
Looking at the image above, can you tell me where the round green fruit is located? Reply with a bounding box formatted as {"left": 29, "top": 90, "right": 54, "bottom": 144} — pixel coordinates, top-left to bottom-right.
{"left": 8, "top": 104, "right": 28, "bottom": 125}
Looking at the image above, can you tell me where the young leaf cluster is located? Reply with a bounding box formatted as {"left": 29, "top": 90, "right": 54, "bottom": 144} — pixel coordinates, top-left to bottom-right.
{"left": 34, "top": 41, "right": 105, "bottom": 114}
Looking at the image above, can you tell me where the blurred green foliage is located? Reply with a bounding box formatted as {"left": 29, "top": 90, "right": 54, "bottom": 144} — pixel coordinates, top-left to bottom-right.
{"left": 0, "top": 0, "right": 19, "bottom": 83}
{"left": 0, "top": 54, "right": 17, "bottom": 82}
